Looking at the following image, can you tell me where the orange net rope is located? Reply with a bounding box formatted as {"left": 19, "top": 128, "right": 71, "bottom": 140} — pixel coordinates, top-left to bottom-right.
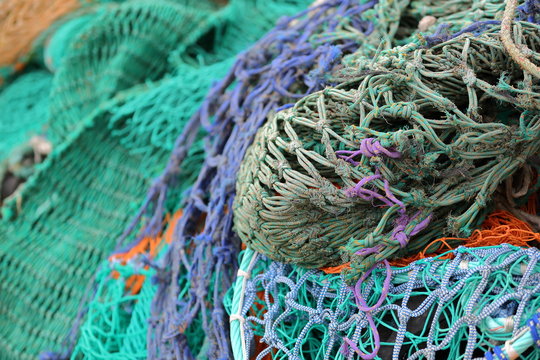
{"left": 110, "top": 210, "right": 183, "bottom": 294}
{"left": 0, "top": 0, "right": 80, "bottom": 66}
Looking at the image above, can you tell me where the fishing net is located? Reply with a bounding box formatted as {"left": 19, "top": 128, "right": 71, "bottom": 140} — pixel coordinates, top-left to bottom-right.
{"left": 39, "top": 1, "right": 335, "bottom": 359}
{"left": 0, "top": 104, "right": 169, "bottom": 359}
{"left": 70, "top": 210, "right": 183, "bottom": 360}
{"left": 234, "top": 16, "right": 540, "bottom": 283}
{"left": 73, "top": 1, "right": 540, "bottom": 359}
{"left": 0, "top": 71, "right": 52, "bottom": 170}
{"left": 228, "top": 244, "right": 540, "bottom": 360}
{"left": 42, "top": 14, "right": 98, "bottom": 73}
{"left": 0, "top": 2, "right": 215, "bottom": 358}
{"left": 103, "top": 1, "right": 407, "bottom": 358}
{"left": 0, "top": 0, "right": 80, "bottom": 67}
{"left": 390, "top": 209, "right": 540, "bottom": 267}
{"left": 46, "top": 0, "right": 219, "bottom": 144}
{"left": 87, "top": 3, "right": 418, "bottom": 358}
{"left": 1, "top": 1, "right": 539, "bottom": 360}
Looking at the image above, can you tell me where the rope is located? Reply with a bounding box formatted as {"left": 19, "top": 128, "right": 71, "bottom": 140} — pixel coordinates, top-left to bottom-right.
{"left": 501, "top": 0, "right": 540, "bottom": 78}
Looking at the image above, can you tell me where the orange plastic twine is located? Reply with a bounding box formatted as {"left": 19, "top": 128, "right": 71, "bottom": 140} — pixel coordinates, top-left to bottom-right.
{"left": 110, "top": 210, "right": 182, "bottom": 294}
{"left": 0, "top": 0, "right": 80, "bottom": 66}
{"left": 390, "top": 210, "right": 540, "bottom": 267}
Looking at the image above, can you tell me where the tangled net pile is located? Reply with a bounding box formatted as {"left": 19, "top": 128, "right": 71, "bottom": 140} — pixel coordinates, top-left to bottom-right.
{"left": 0, "top": 0, "right": 317, "bottom": 358}
{"left": 234, "top": 14, "right": 540, "bottom": 283}
{"left": 0, "top": 0, "right": 539, "bottom": 359}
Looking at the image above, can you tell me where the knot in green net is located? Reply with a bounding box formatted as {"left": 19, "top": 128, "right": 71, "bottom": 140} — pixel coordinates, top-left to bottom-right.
{"left": 234, "top": 21, "right": 540, "bottom": 283}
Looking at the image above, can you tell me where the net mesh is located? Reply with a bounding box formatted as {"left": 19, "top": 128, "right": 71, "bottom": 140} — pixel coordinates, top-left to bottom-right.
{"left": 46, "top": 0, "right": 218, "bottom": 144}
{"left": 0, "top": 0, "right": 539, "bottom": 359}
{"left": 0, "top": 70, "right": 52, "bottom": 171}
{"left": 31, "top": 1, "right": 326, "bottom": 359}
{"left": 228, "top": 244, "right": 540, "bottom": 360}
{"left": 112, "top": 1, "right": 394, "bottom": 358}
{"left": 70, "top": 1, "right": 540, "bottom": 359}
{"left": 0, "top": 0, "right": 315, "bottom": 358}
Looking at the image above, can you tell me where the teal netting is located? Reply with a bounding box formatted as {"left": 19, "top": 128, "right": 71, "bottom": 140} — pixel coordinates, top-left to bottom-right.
{"left": 0, "top": 71, "right": 52, "bottom": 166}
{"left": 0, "top": 1, "right": 320, "bottom": 359}
{"left": 0, "top": 1, "right": 539, "bottom": 360}
{"left": 228, "top": 245, "right": 540, "bottom": 360}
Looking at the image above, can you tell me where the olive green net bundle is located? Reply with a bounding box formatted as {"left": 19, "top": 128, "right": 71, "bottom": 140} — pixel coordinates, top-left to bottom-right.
{"left": 0, "top": 1, "right": 316, "bottom": 359}
{"left": 227, "top": 245, "right": 540, "bottom": 360}
{"left": 234, "top": 20, "right": 540, "bottom": 284}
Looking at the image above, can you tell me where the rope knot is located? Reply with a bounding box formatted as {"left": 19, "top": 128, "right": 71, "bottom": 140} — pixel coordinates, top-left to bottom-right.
{"left": 461, "top": 66, "right": 477, "bottom": 86}
{"left": 391, "top": 224, "right": 408, "bottom": 248}
{"left": 212, "top": 245, "right": 235, "bottom": 263}
{"left": 334, "top": 159, "right": 352, "bottom": 178}
{"left": 275, "top": 159, "right": 289, "bottom": 178}
{"left": 265, "top": 128, "right": 279, "bottom": 141}
{"left": 315, "top": 119, "right": 328, "bottom": 132}
{"left": 287, "top": 140, "right": 302, "bottom": 153}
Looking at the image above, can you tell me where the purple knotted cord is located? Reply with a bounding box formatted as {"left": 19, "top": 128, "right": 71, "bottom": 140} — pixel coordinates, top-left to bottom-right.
{"left": 345, "top": 172, "right": 405, "bottom": 211}
{"left": 340, "top": 257, "right": 390, "bottom": 359}
{"left": 336, "top": 138, "right": 401, "bottom": 165}
{"left": 391, "top": 212, "right": 432, "bottom": 248}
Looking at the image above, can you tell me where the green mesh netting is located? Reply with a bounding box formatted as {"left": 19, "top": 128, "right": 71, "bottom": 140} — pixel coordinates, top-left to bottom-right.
{"left": 46, "top": 0, "right": 218, "bottom": 144}
{"left": 68, "top": 0, "right": 322, "bottom": 356}
{"left": 0, "top": 1, "right": 316, "bottom": 359}
{"left": 42, "top": 14, "right": 97, "bottom": 73}
{"left": 1, "top": 0, "right": 539, "bottom": 359}
{"left": 71, "top": 249, "right": 162, "bottom": 360}
{"left": 68, "top": 1, "right": 540, "bottom": 359}
{"left": 227, "top": 245, "right": 540, "bottom": 359}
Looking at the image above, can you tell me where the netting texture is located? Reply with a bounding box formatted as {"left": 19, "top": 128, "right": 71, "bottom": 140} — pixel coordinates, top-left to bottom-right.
{"left": 0, "top": 1, "right": 539, "bottom": 360}
{"left": 0, "top": 1, "right": 315, "bottom": 358}
{"left": 110, "top": 1, "right": 396, "bottom": 359}
{"left": 229, "top": 245, "right": 540, "bottom": 360}
{"left": 0, "top": 71, "right": 52, "bottom": 164}
{"left": 50, "top": 1, "right": 327, "bottom": 359}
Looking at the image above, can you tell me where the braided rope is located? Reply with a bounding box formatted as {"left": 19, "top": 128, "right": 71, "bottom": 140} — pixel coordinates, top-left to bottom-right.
{"left": 502, "top": 0, "right": 540, "bottom": 78}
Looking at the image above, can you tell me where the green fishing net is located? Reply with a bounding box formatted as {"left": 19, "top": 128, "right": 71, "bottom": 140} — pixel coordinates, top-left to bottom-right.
{"left": 46, "top": 0, "right": 218, "bottom": 144}
{"left": 1, "top": 0, "right": 539, "bottom": 359}
{"left": 0, "top": 71, "right": 52, "bottom": 170}
{"left": 0, "top": 0, "right": 318, "bottom": 359}
{"left": 71, "top": 248, "right": 162, "bottom": 360}
{"left": 227, "top": 245, "right": 540, "bottom": 360}
{"left": 234, "top": 20, "right": 540, "bottom": 283}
